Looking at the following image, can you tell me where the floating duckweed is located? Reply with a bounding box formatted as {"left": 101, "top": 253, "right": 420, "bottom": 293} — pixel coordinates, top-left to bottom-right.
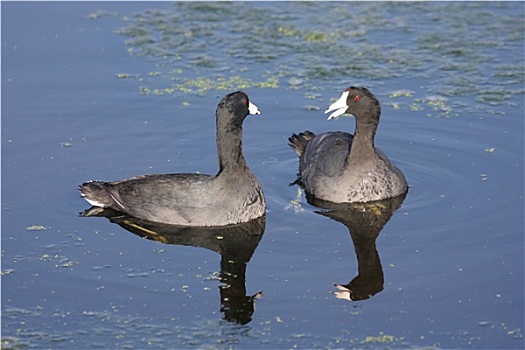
{"left": 363, "top": 334, "right": 396, "bottom": 343}
{"left": 414, "top": 96, "right": 454, "bottom": 118}
{"left": 278, "top": 25, "right": 332, "bottom": 43}
{"left": 143, "top": 75, "right": 281, "bottom": 95}
{"left": 278, "top": 25, "right": 301, "bottom": 37}
{"left": 185, "top": 76, "right": 251, "bottom": 93}
{"left": 507, "top": 328, "right": 523, "bottom": 337}
{"left": 305, "top": 32, "right": 327, "bottom": 42}
{"left": 26, "top": 225, "right": 47, "bottom": 231}
{"left": 116, "top": 26, "right": 150, "bottom": 38}
{"left": 389, "top": 90, "right": 414, "bottom": 98}
{"left": 390, "top": 103, "right": 400, "bottom": 110}
{"left": 86, "top": 10, "right": 119, "bottom": 20}
{"left": 173, "top": 86, "right": 192, "bottom": 94}
{"left": 258, "top": 76, "right": 279, "bottom": 89}
{"left": 113, "top": 2, "right": 523, "bottom": 115}
{"left": 58, "top": 260, "right": 75, "bottom": 268}
{"left": 124, "top": 35, "right": 155, "bottom": 47}
{"left": 410, "top": 103, "right": 424, "bottom": 111}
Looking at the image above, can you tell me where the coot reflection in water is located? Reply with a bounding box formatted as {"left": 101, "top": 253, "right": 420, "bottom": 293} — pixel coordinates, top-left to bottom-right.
{"left": 81, "top": 208, "right": 265, "bottom": 325}
{"left": 305, "top": 192, "right": 407, "bottom": 301}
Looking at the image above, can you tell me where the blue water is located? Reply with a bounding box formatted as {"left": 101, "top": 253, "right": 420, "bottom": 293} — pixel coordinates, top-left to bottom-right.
{"left": 2, "top": 2, "right": 524, "bottom": 349}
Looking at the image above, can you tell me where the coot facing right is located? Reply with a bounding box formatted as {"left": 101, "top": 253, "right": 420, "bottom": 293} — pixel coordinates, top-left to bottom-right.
{"left": 80, "top": 91, "right": 265, "bottom": 226}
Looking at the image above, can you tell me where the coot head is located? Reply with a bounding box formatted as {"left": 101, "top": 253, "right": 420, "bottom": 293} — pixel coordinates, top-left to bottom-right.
{"left": 325, "top": 86, "right": 381, "bottom": 126}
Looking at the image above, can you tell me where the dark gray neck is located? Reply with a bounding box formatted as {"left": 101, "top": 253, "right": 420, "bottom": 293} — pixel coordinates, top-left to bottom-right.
{"left": 217, "top": 124, "right": 248, "bottom": 173}
{"left": 348, "top": 118, "right": 379, "bottom": 164}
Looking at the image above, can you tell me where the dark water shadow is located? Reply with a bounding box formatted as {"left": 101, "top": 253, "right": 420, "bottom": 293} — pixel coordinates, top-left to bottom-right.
{"left": 81, "top": 207, "right": 265, "bottom": 325}
{"left": 305, "top": 192, "right": 407, "bottom": 301}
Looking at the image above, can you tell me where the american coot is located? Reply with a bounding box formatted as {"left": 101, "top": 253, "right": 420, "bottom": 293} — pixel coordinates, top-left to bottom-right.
{"left": 80, "top": 91, "right": 266, "bottom": 226}
{"left": 289, "top": 86, "right": 408, "bottom": 203}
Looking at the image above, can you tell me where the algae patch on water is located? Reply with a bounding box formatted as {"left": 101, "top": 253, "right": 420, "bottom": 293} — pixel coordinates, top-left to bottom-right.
{"left": 26, "top": 225, "right": 48, "bottom": 231}
{"left": 109, "top": 1, "right": 523, "bottom": 109}
{"left": 139, "top": 75, "right": 279, "bottom": 95}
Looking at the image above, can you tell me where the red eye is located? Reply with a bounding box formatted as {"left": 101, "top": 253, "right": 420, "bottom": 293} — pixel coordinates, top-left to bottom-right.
{"left": 354, "top": 96, "right": 360, "bottom": 101}
{"left": 242, "top": 99, "right": 248, "bottom": 106}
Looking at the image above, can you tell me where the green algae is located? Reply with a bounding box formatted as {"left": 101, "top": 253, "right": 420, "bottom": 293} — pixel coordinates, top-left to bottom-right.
{"left": 139, "top": 75, "right": 279, "bottom": 96}
{"left": 26, "top": 225, "right": 47, "bottom": 231}
{"left": 109, "top": 1, "right": 523, "bottom": 116}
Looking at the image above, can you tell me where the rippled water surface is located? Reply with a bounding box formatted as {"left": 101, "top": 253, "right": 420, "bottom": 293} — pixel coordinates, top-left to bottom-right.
{"left": 2, "top": 2, "right": 524, "bottom": 349}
